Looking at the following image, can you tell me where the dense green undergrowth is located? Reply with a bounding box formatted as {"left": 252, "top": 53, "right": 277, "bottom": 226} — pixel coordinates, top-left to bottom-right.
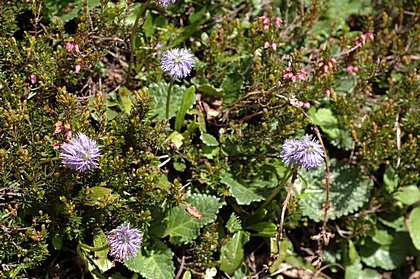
{"left": 1, "top": 0, "right": 420, "bottom": 278}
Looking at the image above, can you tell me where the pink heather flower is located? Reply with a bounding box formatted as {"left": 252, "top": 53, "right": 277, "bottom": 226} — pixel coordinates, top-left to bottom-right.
{"left": 303, "top": 102, "right": 310, "bottom": 109}
{"left": 299, "top": 68, "right": 307, "bottom": 75}
{"left": 75, "top": 64, "right": 81, "bottom": 73}
{"left": 161, "top": 48, "right": 194, "bottom": 79}
{"left": 74, "top": 44, "right": 80, "bottom": 53}
{"left": 346, "top": 65, "right": 354, "bottom": 73}
{"left": 277, "top": 81, "right": 282, "bottom": 87}
{"left": 271, "top": 43, "right": 277, "bottom": 51}
{"left": 264, "top": 42, "right": 270, "bottom": 48}
{"left": 297, "top": 73, "right": 305, "bottom": 81}
{"left": 360, "top": 34, "right": 367, "bottom": 45}
{"left": 365, "top": 31, "right": 375, "bottom": 43}
{"left": 53, "top": 121, "right": 63, "bottom": 135}
{"left": 53, "top": 143, "right": 60, "bottom": 150}
{"left": 283, "top": 72, "right": 294, "bottom": 79}
{"left": 107, "top": 223, "right": 143, "bottom": 261}
{"left": 325, "top": 89, "right": 331, "bottom": 98}
{"left": 59, "top": 133, "right": 100, "bottom": 172}
{"left": 274, "top": 17, "right": 282, "bottom": 28}
{"left": 353, "top": 66, "right": 358, "bottom": 72}
{"left": 66, "top": 42, "right": 74, "bottom": 52}
{"left": 64, "top": 130, "right": 72, "bottom": 139}
{"left": 30, "top": 74, "right": 36, "bottom": 84}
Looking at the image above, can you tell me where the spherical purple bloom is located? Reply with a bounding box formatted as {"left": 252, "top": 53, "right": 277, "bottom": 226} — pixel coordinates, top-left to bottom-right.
{"left": 107, "top": 223, "right": 143, "bottom": 261}
{"left": 59, "top": 133, "right": 100, "bottom": 172}
{"left": 294, "top": 135, "right": 324, "bottom": 170}
{"left": 160, "top": 48, "right": 194, "bottom": 79}
{"left": 280, "top": 139, "right": 301, "bottom": 167}
{"left": 156, "top": 0, "right": 176, "bottom": 8}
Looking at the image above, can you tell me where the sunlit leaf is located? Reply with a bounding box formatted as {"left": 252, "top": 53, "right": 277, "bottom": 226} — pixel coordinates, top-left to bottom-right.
{"left": 298, "top": 159, "right": 374, "bottom": 221}
{"left": 164, "top": 193, "right": 225, "bottom": 245}
{"left": 219, "top": 230, "right": 250, "bottom": 275}
{"left": 125, "top": 240, "right": 175, "bottom": 279}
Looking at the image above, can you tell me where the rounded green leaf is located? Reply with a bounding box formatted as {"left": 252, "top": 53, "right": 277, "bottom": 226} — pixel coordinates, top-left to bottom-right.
{"left": 409, "top": 207, "right": 420, "bottom": 251}
{"left": 298, "top": 159, "right": 374, "bottom": 221}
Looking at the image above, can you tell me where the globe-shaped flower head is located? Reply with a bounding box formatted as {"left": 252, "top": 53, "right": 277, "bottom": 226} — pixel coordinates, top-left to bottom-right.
{"left": 156, "top": 0, "right": 176, "bottom": 8}
{"left": 59, "top": 133, "right": 100, "bottom": 172}
{"left": 280, "top": 139, "right": 301, "bottom": 167}
{"left": 294, "top": 134, "right": 324, "bottom": 170}
{"left": 161, "top": 48, "right": 194, "bottom": 79}
{"left": 107, "top": 223, "right": 143, "bottom": 261}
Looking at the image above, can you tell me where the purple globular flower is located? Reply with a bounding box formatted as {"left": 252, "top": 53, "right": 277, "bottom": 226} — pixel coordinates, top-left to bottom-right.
{"left": 107, "top": 223, "right": 143, "bottom": 261}
{"left": 160, "top": 48, "right": 194, "bottom": 79}
{"left": 280, "top": 139, "right": 301, "bottom": 167}
{"left": 294, "top": 135, "right": 324, "bottom": 170}
{"left": 280, "top": 135, "right": 324, "bottom": 170}
{"left": 156, "top": 0, "right": 176, "bottom": 8}
{"left": 59, "top": 133, "right": 100, "bottom": 172}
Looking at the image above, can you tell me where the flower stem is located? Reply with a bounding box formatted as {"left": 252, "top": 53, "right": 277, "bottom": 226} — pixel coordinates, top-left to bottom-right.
{"left": 0, "top": 77, "right": 13, "bottom": 96}
{"left": 77, "top": 243, "right": 108, "bottom": 274}
{"left": 125, "top": 0, "right": 152, "bottom": 86}
{"left": 254, "top": 165, "right": 298, "bottom": 214}
{"left": 166, "top": 79, "right": 175, "bottom": 120}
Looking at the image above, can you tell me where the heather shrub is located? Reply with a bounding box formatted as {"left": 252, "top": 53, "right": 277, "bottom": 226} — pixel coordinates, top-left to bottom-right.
{"left": 1, "top": 0, "right": 420, "bottom": 278}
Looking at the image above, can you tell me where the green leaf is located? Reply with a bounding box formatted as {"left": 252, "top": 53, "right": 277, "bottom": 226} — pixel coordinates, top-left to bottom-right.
{"left": 188, "top": 109, "right": 206, "bottom": 133}
{"left": 198, "top": 84, "right": 224, "bottom": 98}
{"left": 148, "top": 83, "right": 187, "bottom": 120}
{"left": 125, "top": 240, "right": 175, "bottom": 279}
{"left": 105, "top": 108, "right": 119, "bottom": 121}
{"left": 334, "top": 77, "right": 357, "bottom": 96}
{"left": 360, "top": 233, "right": 411, "bottom": 270}
{"left": 175, "top": 86, "right": 196, "bottom": 131}
{"left": 143, "top": 10, "right": 153, "bottom": 38}
{"left": 117, "top": 86, "right": 133, "bottom": 114}
{"left": 298, "top": 158, "right": 374, "bottom": 221}
{"left": 200, "top": 133, "right": 219, "bottom": 146}
{"left": 52, "top": 233, "right": 62, "bottom": 250}
{"left": 93, "top": 230, "right": 112, "bottom": 273}
{"left": 220, "top": 170, "right": 266, "bottom": 205}
{"left": 395, "top": 185, "right": 420, "bottom": 205}
{"left": 409, "top": 207, "right": 420, "bottom": 251}
{"left": 348, "top": 239, "right": 357, "bottom": 263}
{"left": 167, "top": 131, "right": 184, "bottom": 149}
{"left": 164, "top": 193, "right": 225, "bottom": 245}
{"left": 202, "top": 145, "right": 219, "bottom": 159}
{"left": 345, "top": 257, "right": 381, "bottom": 279}
{"left": 310, "top": 107, "right": 353, "bottom": 150}
{"left": 219, "top": 231, "right": 250, "bottom": 275}
{"left": 222, "top": 72, "right": 243, "bottom": 105}
{"left": 173, "top": 161, "right": 186, "bottom": 172}
{"left": 383, "top": 165, "right": 399, "bottom": 193}
{"left": 84, "top": 187, "right": 118, "bottom": 207}
{"left": 220, "top": 162, "right": 284, "bottom": 205}
{"left": 226, "top": 213, "right": 242, "bottom": 234}
{"left": 244, "top": 222, "right": 277, "bottom": 237}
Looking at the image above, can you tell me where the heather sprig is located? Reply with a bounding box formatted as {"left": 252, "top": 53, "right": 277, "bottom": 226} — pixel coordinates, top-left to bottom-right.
{"left": 59, "top": 133, "right": 101, "bottom": 172}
